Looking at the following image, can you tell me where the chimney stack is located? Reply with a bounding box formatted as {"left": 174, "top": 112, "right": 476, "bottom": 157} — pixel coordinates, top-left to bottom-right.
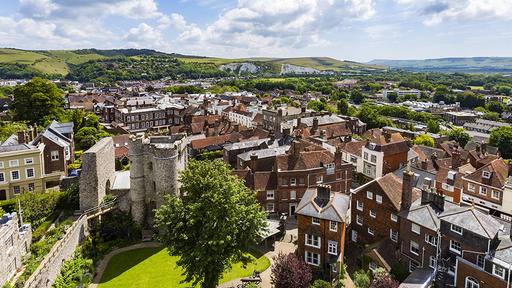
{"left": 421, "top": 159, "right": 428, "bottom": 170}
{"left": 401, "top": 170, "right": 415, "bottom": 210}
{"left": 314, "top": 184, "right": 332, "bottom": 207}
{"left": 250, "top": 152, "right": 258, "bottom": 171}
{"left": 452, "top": 149, "right": 461, "bottom": 169}
{"left": 268, "top": 130, "right": 275, "bottom": 143}
{"left": 17, "top": 131, "right": 26, "bottom": 144}
{"left": 312, "top": 117, "right": 319, "bottom": 132}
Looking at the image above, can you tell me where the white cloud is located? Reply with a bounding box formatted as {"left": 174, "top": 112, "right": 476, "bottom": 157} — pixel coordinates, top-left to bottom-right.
{"left": 124, "top": 22, "right": 169, "bottom": 49}
{"left": 178, "top": 0, "right": 376, "bottom": 51}
{"left": 395, "top": 0, "right": 512, "bottom": 26}
{"left": 19, "top": 0, "right": 57, "bottom": 18}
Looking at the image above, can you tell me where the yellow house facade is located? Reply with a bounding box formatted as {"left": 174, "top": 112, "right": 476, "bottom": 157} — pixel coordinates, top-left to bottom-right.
{"left": 0, "top": 143, "right": 61, "bottom": 200}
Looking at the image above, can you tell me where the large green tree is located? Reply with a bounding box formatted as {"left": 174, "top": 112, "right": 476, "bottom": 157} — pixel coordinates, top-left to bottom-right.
{"left": 490, "top": 126, "right": 512, "bottom": 159}
{"left": 155, "top": 160, "right": 266, "bottom": 288}
{"left": 414, "top": 134, "right": 435, "bottom": 147}
{"left": 11, "top": 77, "right": 65, "bottom": 125}
{"left": 445, "top": 127, "right": 471, "bottom": 148}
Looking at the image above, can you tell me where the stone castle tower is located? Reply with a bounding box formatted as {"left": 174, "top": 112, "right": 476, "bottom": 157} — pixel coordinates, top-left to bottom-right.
{"left": 128, "top": 133, "right": 188, "bottom": 226}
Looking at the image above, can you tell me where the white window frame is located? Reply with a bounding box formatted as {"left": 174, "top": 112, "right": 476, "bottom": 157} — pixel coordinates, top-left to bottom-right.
{"left": 376, "top": 195, "right": 382, "bottom": 204}
{"left": 391, "top": 213, "right": 398, "bottom": 222}
{"left": 327, "top": 241, "right": 338, "bottom": 255}
{"left": 493, "top": 264, "right": 505, "bottom": 279}
{"left": 477, "top": 255, "right": 484, "bottom": 268}
{"left": 24, "top": 158, "right": 33, "bottom": 165}
{"left": 390, "top": 229, "right": 398, "bottom": 242}
{"left": 312, "top": 217, "right": 321, "bottom": 225}
{"left": 369, "top": 262, "right": 378, "bottom": 272}
{"left": 9, "top": 159, "right": 19, "bottom": 167}
{"left": 25, "top": 168, "right": 34, "bottom": 179}
{"left": 0, "top": 172, "right": 5, "bottom": 183}
{"left": 409, "top": 260, "right": 418, "bottom": 272}
{"left": 410, "top": 241, "right": 420, "bottom": 256}
{"left": 429, "top": 256, "right": 437, "bottom": 269}
{"left": 305, "top": 234, "right": 321, "bottom": 248}
{"left": 370, "top": 210, "right": 376, "bottom": 218}
{"left": 370, "top": 154, "right": 377, "bottom": 163}
{"left": 13, "top": 185, "right": 20, "bottom": 195}
{"left": 465, "top": 277, "right": 479, "bottom": 288}
{"left": 290, "top": 178, "right": 296, "bottom": 186}
{"left": 451, "top": 224, "right": 463, "bottom": 235}
{"left": 51, "top": 150, "right": 60, "bottom": 161}
{"left": 329, "top": 221, "right": 337, "bottom": 232}
{"left": 368, "top": 227, "right": 374, "bottom": 235}
{"left": 425, "top": 234, "right": 438, "bottom": 247}
{"left": 367, "top": 191, "right": 373, "bottom": 199}
{"left": 412, "top": 223, "right": 420, "bottom": 234}
{"left": 290, "top": 190, "right": 296, "bottom": 200}
{"left": 450, "top": 240, "right": 462, "bottom": 255}
{"left": 357, "top": 200, "right": 363, "bottom": 211}
{"left": 266, "top": 190, "right": 274, "bottom": 200}
{"left": 266, "top": 203, "right": 274, "bottom": 212}
{"left": 0, "top": 161, "right": 3, "bottom": 168}
{"left": 492, "top": 190, "right": 500, "bottom": 200}
{"left": 28, "top": 183, "right": 34, "bottom": 192}
{"left": 316, "top": 175, "right": 323, "bottom": 183}
{"left": 356, "top": 215, "right": 363, "bottom": 226}
{"left": 468, "top": 183, "right": 475, "bottom": 192}
{"left": 305, "top": 251, "right": 320, "bottom": 266}
{"left": 479, "top": 186, "right": 487, "bottom": 196}
{"left": 11, "top": 170, "right": 20, "bottom": 181}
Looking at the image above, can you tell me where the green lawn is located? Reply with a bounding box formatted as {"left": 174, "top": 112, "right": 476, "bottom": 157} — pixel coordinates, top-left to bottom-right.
{"left": 98, "top": 247, "right": 270, "bottom": 288}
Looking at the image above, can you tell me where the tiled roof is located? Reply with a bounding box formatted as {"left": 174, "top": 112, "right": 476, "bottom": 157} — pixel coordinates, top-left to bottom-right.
{"left": 339, "top": 140, "right": 365, "bottom": 155}
{"left": 464, "top": 158, "right": 509, "bottom": 189}
{"left": 276, "top": 149, "right": 334, "bottom": 171}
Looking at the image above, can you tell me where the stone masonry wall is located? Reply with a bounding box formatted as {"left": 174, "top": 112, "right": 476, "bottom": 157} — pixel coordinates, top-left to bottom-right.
{"left": 79, "top": 137, "right": 115, "bottom": 211}
{"left": 23, "top": 216, "right": 88, "bottom": 288}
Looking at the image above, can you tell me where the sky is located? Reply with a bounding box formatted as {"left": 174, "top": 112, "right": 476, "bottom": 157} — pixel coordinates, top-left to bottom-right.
{"left": 0, "top": 0, "right": 511, "bottom": 62}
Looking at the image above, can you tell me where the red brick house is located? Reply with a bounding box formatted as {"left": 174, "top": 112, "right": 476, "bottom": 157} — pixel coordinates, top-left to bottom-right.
{"left": 296, "top": 185, "right": 350, "bottom": 279}
{"left": 234, "top": 139, "right": 352, "bottom": 216}
{"left": 461, "top": 158, "right": 510, "bottom": 219}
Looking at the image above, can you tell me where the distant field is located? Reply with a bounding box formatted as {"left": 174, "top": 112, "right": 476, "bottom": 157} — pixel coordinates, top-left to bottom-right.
{"left": 0, "top": 48, "right": 382, "bottom": 77}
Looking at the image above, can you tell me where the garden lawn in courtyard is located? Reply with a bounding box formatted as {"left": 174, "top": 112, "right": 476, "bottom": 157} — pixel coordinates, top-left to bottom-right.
{"left": 98, "top": 247, "right": 270, "bottom": 288}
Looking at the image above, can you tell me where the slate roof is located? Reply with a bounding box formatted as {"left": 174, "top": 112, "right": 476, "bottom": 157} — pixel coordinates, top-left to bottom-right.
{"left": 296, "top": 188, "right": 350, "bottom": 222}
{"left": 439, "top": 207, "right": 503, "bottom": 239}
{"left": 400, "top": 199, "right": 461, "bottom": 231}
{"left": 394, "top": 166, "right": 436, "bottom": 190}
{"left": 238, "top": 146, "right": 290, "bottom": 161}
{"left": 0, "top": 143, "right": 34, "bottom": 153}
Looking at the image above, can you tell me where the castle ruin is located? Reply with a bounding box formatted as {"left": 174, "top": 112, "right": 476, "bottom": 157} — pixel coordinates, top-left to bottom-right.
{"left": 79, "top": 133, "right": 188, "bottom": 227}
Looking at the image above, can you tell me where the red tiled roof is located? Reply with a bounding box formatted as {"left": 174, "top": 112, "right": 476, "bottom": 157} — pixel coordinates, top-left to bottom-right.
{"left": 465, "top": 158, "right": 509, "bottom": 189}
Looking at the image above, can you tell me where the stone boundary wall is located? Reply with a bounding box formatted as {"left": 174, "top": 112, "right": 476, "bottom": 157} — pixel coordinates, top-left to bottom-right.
{"left": 23, "top": 216, "right": 88, "bottom": 288}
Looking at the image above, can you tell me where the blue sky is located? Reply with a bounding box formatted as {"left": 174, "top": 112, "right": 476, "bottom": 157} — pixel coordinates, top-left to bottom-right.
{"left": 1, "top": 0, "right": 511, "bottom": 62}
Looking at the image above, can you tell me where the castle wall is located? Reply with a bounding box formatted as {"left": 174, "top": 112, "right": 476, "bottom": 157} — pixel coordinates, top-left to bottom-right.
{"left": 79, "top": 137, "right": 115, "bottom": 211}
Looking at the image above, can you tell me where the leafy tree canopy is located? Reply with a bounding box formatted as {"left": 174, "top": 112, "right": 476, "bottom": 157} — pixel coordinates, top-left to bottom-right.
{"left": 490, "top": 126, "right": 512, "bottom": 159}
{"left": 155, "top": 160, "right": 266, "bottom": 288}
{"left": 413, "top": 134, "right": 435, "bottom": 147}
{"left": 11, "top": 77, "right": 65, "bottom": 125}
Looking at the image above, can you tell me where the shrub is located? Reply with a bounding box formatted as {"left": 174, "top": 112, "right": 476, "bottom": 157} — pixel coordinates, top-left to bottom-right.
{"left": 311, "top": 279, "right": 333, "bottom": 288}
{"left": 353, "top": 270, "right": 371, "bottom": 288}
{"left": 271, "top": 253, "right": 312, "bottom": 288}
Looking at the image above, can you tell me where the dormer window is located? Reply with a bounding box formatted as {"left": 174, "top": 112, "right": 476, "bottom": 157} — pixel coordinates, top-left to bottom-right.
{"left": 447, "top": 171, "right": 456, "bottom": 181}
{"left": 482, "top": 171, "right": 491, "bottom": 179}
{"left": 451, "top": 224, "right": 463, "bottom": 235}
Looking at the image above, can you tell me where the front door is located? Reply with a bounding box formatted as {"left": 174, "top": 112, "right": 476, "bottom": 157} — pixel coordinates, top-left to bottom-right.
{"left": 0, "top": 190, "right": 6, "bottom": 201}
{"left": 351, "top": 230, "right": 358, "bottom": 242}
{"left": 289, "top": 203, "right": 296, "bottom": 216}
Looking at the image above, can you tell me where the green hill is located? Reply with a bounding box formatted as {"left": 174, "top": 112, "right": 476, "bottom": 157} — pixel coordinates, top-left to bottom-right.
{"left": 368, "top": 57, "right": 512, "bottom": 73}
{"left": 0, "top": 48, "right": 382, "bottom": 80}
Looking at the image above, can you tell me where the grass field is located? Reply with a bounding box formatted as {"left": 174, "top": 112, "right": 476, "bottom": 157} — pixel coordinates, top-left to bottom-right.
{"left": 98, "top": 247, "right": 270, "bottom": 288}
